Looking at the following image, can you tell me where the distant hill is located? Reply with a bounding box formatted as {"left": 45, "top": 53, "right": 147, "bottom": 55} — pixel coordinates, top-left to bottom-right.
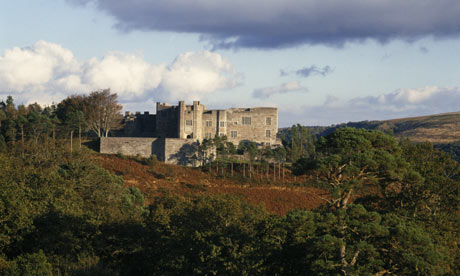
{"left": 305, "top": 112, "right": 460, "bottom": 144}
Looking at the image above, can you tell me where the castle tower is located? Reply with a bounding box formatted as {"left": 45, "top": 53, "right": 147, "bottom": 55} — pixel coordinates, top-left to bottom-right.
{"left": 192, "top": 101, "right": 204, "bottom": 140}
{"left": 178, "top": 101, "right": 186, "bottom": 139}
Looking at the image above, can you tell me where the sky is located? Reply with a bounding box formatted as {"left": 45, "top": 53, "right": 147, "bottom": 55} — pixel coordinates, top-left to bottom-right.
{"left": 1, "top": 0, "right": 460, "bottom": 126}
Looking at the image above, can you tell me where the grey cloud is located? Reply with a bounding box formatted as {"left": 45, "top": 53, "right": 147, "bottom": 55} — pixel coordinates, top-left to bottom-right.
{"left": 282, "top": 65, "right": 333, "bottom": 78}
{"left": 69, "top": 0, "right": 460, "bottom": 49}
{"left": 420, "top": 46, "right": 429, "bottom": 53}
{"left": 253, "top": 81, "right": 307, "bottom": 99}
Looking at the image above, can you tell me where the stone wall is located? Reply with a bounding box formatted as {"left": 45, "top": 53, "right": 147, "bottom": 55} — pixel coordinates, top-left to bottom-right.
{"left": 100, "top": 137, "right": 161, "bottom": 158}
{"left": 164, "top": 138, "right": 200, "bottom": 166}
{"left": 100, "top": 137, "right": 214, "bottom": 167}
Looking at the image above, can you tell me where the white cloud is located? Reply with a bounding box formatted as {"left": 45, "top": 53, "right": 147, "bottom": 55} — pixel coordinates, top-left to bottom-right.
{"left": 0, "top": 41, "right": 80, "bottom": 93}
{"left": 157, "top": 51, "right": 238, "bottom": 102}
{"left": 253, "top": 81, "right": 307, "bottom": 99}
{"left": 82, "top": 52, "right": 164, "bottom": 98}
{"left": 0, "top": 41, "right": 238, "bottom": 105}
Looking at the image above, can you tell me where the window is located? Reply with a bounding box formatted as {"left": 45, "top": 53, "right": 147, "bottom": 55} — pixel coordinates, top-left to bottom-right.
{"left": 219, "top": 132, "right": 225, "bottom": 137}
{"left": 231, "top": 131, "right": 238, "bottom": 138}
{"left": 242, "top": 116, "right": 251, "bottom": 125}
{"left": 206, "top": 120, "right": 212, "bottom": 127}
{"left": 266, "top": 117, "right": 271, "bottom": 125}
{"left": 266, "top": 130, "right": 271, "bottom": 138}
{"left": 205, "top": 133, "right": 212, "bottom": 139}
{"left": 220, "top": 121, "right": 226, "bottom": 127}
{"left": 186, "top": 120, "right": 192, "bottom": 126}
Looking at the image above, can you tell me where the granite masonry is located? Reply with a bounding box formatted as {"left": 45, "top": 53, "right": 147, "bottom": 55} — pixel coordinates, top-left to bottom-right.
{"left": 100, "top": 101, "right": 280, "bottom": 166}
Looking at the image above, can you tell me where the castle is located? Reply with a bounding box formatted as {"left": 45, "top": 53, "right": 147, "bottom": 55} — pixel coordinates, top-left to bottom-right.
{"left": 100, "top": 101, "right": 280, "bottom": 166}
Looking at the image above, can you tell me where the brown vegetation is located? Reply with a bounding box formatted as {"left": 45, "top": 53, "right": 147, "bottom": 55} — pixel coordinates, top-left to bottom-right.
{"left": 93, "top": 154, "right": 327, "bottom": 215}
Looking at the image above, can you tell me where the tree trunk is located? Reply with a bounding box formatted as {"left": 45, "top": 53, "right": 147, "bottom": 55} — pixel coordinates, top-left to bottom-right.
{"left": 282, "top": 163, "right": 285, "bottom": 182}
{"left": 249, "top": 162, "right": 252, "bottom": 178}
{"left": 20, "top": 125, "right": 24, "bottom": 147}
{"left": 20, "top": 125, "right": 24, "bottom": 158}
{"left": 339, "top": 188, "right": 354, "bottom": 209}
{"left": 79, "top": 125, "right": 82, "bottom": 149}
{"left": 266, "top": 164, "right": 269, "bottom": 180}
{"left": 70, "top": 130, "right": 74, "bottom": 155}
{"left": 278, "top": 163, "right": 281, "bottom": 179}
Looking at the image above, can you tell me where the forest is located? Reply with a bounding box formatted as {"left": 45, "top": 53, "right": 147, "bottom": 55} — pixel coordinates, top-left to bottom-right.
{"left": 1, "top": 92, "right": 460, "bottom": 275}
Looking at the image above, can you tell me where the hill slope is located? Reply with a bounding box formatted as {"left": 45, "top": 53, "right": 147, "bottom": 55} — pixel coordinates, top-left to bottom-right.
{"left": 93, "top": 154, "right": 327, "bottom": 215}
{"left": 316, "top": 111, "right": 460, "bottom": 144}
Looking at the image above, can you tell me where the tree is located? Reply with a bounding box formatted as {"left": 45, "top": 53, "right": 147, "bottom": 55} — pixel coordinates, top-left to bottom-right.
{"left": 293, "top": 128, "right": 415, "bottom": 210}
{"left": 283, "top": 124, "right": 315, "bottom": 162}
{"left": 0, "top": 110, "right": 6, "bottom": 129}
{"left": 137, "top": 194, "right": 271, "bottom": 276}
{"left": 84, "top": 89, "right": 122, "bottom": 137}
{"left": 64, "top": 110, "right": 86, "bottom": 150}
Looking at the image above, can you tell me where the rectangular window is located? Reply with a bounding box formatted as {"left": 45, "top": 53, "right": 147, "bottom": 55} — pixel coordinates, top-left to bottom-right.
{"left": 186, "top": 120, "right": 192, "bottom": 126}
{"left": 206, "top": 120, "right": 212, "bottom": 127}
{"left": 205, "top": 133, "right": 212, "bottom": 139}
{"left": 266, "top": 130, "right": 271, "bottom": 138}
{"left": 219, "top": 132, "right": 225, "bottom": 137}
{"left": 220, "top": 121, "right": 226, "bottom": 127}
{"left": 231, "top": 131, "right": 238, "bottom": 138}
{"left": 242, "top": 116, "right": 251, "bottom": 125}
{"left": 266, "top": 117, "right": 271, "bottom": 125}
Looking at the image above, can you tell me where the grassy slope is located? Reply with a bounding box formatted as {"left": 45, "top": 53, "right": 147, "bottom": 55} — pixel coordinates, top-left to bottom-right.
{"left": 315, "top": 111, "right": 460, "bottom": 144}
{"left": 93, "top": 154, "right": 327, "bottom": 215}
{"left": 388, "top": 112, "right": 460, "bottom": 143}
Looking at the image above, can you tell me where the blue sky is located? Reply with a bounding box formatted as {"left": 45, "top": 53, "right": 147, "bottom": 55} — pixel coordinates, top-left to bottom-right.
{"left": 1, "top": 0, "right": 460, "bottom": 126}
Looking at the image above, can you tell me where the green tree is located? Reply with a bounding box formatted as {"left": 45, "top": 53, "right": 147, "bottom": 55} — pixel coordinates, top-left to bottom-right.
{"left": 5, "top": 250, "right": 53, "bottom": 276}
{"left": 0, "top": 109, "right": 6, "bottom": 129}
{"left": 293, "top": 128, "right": 415, "bottom": 210}
{"left": 283, "top": 124, "right": 315, "bottom": 162}
{"left": 136, "top": 194, "right": 271, "bottom": 276}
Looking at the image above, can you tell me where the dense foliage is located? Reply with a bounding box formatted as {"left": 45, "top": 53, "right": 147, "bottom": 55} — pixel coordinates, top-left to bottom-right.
{"left": 0, "top": 91, "right": 122, "bottom": 148}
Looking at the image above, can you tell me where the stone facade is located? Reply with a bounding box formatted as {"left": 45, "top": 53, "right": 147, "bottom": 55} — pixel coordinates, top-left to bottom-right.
{"left": 124, "top": 101, "right": 280, "bottom": 146}
{"left": 101, "top": 101, "right": 280, "bottom": 166}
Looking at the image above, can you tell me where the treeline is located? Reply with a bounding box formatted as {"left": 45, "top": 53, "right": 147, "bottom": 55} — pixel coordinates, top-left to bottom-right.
{"left": 2, "top": 128, "right": 460, "bottom": 275}
{"left": 205, "top": 124, "right": 316, "bottom": 164}
{"left": 0, "top": 90, "right": 122, "bottom": 151}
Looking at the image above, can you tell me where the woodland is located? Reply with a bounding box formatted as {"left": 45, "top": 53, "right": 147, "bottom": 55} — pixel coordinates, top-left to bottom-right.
{"left": 1, "top": 91, "right": 460, "bottom": 275}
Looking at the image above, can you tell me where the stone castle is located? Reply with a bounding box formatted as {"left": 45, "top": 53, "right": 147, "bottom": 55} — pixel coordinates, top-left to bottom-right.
{"left": 100, "top": 101, "right": 280, "bottom": 166}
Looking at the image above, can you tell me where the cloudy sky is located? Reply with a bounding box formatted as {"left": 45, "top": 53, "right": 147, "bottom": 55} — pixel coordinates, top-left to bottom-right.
{"left": 1, "top": 0, "right": 460, "bottom": 126}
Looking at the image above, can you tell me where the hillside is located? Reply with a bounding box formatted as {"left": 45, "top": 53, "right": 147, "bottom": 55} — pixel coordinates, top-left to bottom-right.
{"left": 93, "top": 154, "right": 327, "bottom": 215}
{"left": 313, "top": 111, "right": 460, "bottom": 144}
